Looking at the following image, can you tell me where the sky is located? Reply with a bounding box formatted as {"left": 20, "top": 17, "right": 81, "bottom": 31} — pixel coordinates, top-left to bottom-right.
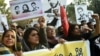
{"left": 5, "top": 0, "right": 73, "bottom": 7}
{"left": 67, "top": 0, "right": 73, "bottom": 5}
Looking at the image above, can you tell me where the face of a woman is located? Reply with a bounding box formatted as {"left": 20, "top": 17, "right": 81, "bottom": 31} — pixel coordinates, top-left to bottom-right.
{"left": 47, "top": 27, "right": 56, "bottom": 38}
{"left": 3, "top": 31, "right": 15, "bottom": 48}
{"left": 28, "top": 30, "right": 39, "bottom": 45}
{"left": 72, "top": 25, "right": 81, "bottom": 36}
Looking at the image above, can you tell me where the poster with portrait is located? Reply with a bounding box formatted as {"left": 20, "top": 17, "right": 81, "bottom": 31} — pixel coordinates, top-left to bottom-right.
{"left": 0, "top": 14, "right": 9, "bottom": 33}
{"left": 42, "top": 0, "right": 67, "bottom": 28}
{"left": 10, "top": 0, "right": 43, "bottom": 21}
{"left": 87, "top": 10, "right": 96, "bottom": 24}
{"left": 75, "top": 4, "right": 88, "bottom": 24}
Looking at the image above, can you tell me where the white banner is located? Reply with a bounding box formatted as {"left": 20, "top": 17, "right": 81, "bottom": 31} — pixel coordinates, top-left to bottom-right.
{"left": 10, "top": 0, "right": 43, "bottom": 21}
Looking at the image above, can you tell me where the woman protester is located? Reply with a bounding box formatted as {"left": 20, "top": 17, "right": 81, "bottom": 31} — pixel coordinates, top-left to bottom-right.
{"left": 22, "top": 16, "right": 49, "bottom": 52}
{"left": 66, "top": 14, "right": 100, "bottom": 56}
{"left": 38, "top": 16, "right": 65, "bottom": 48}
{"left": 22, "top": 27, "right": 47, "bottom": 51}
{"left": 0, "top": 30, "right": 22, "bottom": 56}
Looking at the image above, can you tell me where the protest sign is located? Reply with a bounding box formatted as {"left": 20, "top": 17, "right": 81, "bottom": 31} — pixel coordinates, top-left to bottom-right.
{"left": 42, "top": 0, "right": 67, "bottom": 28}
{"left": 10, "top": 0, "right": 43, "bottom": 21}
{"left": 75, "top": 4, "right": 88, "bottom": 24}
{"left": 0, "top": 40, "right": 90, "bottom": 56}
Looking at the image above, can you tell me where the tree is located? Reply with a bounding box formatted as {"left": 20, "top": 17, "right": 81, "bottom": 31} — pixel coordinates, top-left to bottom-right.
{"left": 66, "top": 3, "right": 76, "bottom": 24}
{"left": 0, "top": 0, "right": 11, "bottom": 22}
{"left": 88, "top": 0, "right": 100, "bottom": 15}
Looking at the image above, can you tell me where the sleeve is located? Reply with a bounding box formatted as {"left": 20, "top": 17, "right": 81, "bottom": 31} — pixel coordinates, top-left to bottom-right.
{"left": 39, "top": 27, "right": 49, "bottom": 48}
{"left": 47, "top": 17, "right": 58, "bottom": 27}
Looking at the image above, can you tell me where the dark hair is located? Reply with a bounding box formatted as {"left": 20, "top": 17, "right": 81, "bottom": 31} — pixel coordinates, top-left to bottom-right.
{"left": 15, "top": 6, "right": 19, "bottom": 10}
{"left": 68, "top": 24, "right": 79, "bottom": 36}
{"left": 81, "top": 20, "right": 86, "bottom": 24}
{"left": 57, "top": 26, "right": 63, "bottom": 35}
{"left": 2, "top": 30, "right": 14, "bottom": 40}
{"left": 22, "top": 4, "right": 29, "bottom": 10}
{"left": 33, "top": 24, "right": 38, "bottom": 27}
{"left": 77, "top": 7, "right": 83, "bottom": 11}
{"left": 17, "top": 26, "right": 24, "bottom": 30}
{"left": 1, "top": 30, "right": 18, "bottom": 51}
{"left": 23, "top": 28, "right": 39, "bottom": 47}
{"left": 31, "top": 2, "right": 36, "bottom": 5}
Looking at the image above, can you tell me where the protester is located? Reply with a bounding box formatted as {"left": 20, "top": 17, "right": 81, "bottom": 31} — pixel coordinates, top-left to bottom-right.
{"left": 37, "top": 16, "right": 49, "bottom": 47}
{"left": 33, "top": 23, "right": 40, "bottom": 30}
{"left": 38, "top": 16, "right": 65, "bottom": 48}
{"left": 16, "top": 26, "right": 24, "bottom": 40}
{"left": 10, "top": 22, "right": 18, "bottom": 31}
{"left": 67, "top": 24, "right": 84, "bottom": 41}
{"left": 22, "top": 27, "right": 47, "bottom": 51}
{"left": 87, "top": 22, "right": 95, "bottom": 32}
{"left": 66, "top": 14, "right": 100, "bottom": 56}
{"left": 57, "top": 26, "right": 64, "bottom": 37}
{"left": 0, "top": 30, "right": 22, "bottom": 56}
{"left": 89, "top": 14, "right": 100, "bottom": 56}
{"left": 46, "top": 25, "right": 65, "bottom": 48}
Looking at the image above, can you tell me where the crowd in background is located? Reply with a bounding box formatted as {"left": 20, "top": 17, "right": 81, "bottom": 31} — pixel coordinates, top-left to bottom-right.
{"left": 0, "top": 13, "right": 100, "bottom": 56}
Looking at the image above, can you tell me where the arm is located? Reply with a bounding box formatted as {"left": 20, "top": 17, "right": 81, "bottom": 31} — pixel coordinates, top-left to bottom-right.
{"left": 38, "top": 17, "right": 49, "bottom": 48}
{"left": 92, "top": 14, "right": 100, "bottom": 36}
{"left": 39, "top": 27, "right": 49, "bottom": 48}
{"left": 47, "top": 10, "right": 59, "bottom": 26}
{"left": 47, "top": 17, "right": 58, "bottom": 26}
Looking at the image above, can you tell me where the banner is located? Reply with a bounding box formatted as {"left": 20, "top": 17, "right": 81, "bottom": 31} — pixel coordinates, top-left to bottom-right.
{"left": 0, "top": 14, "right": 9, "bottom": 33}
{"left": 0, "top": 40, "right": 90, "bottom": 56}
{"left": 10, "top": 0, "right": 43, "bottom": 21}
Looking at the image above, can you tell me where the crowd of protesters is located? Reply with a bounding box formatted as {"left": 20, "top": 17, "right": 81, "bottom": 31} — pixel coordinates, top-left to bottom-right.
{"left": 0, "top": 13, "right": 100, "bottom": 56}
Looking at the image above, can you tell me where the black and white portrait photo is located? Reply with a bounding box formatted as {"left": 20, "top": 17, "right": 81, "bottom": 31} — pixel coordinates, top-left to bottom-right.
{"left": 42, "top": 0, "right": 66, "bottom": 28}
{"left": 22, "top": 4, "right": 30, "bottom": 13}
{"left": 77, "top": 7, "right": 86, "bottom": 21}
{"left": 15, "top": 6, "right": 20, "bottom": 14}
{"left": 45, "top": 0, "right": 60, "bottom": 13}
{"left": 10, "top": 0, "right": 43, "bottom": 21}
{"left": 31, "top": 2, "right": 39, "bottom": 11}
{"left": 75, "top": 5, "right": 88, "bottom": 24}
{"left": 87, "top": 10, "right": 95, "bottom": 22}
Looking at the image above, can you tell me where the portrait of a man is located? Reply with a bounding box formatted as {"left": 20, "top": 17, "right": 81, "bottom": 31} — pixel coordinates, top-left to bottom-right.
{"left": 77, "top": 7, "right": 86, "bottom": 21}
{"left": 45, "top": 0, "right": 60, "bottom": 13}
{"left": 15, "top": 6, "right": 20, "bottom": 14}
{"left": 31, "top": 2, "right": 39, "bottom": 11}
